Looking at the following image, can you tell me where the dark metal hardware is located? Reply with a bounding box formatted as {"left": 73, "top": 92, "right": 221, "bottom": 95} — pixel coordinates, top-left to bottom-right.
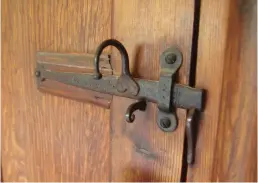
{"left": 94, "top": 39, "right": 139, "bottom": 96}
{"left": 35, "top": 39, "right": 204, "bottom": 133}
{"left": 35, "top": 70, "right": 203, "bottom": 109}
{"left": 125, "top": 99, "right": 147, "bottom": 123}
{"left": 186, "top": 108, "right": 196, "bottom": 164}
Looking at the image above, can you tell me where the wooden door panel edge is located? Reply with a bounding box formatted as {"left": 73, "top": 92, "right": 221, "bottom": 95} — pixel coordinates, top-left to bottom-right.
{"left": 187, "top": 0, "right": 257, "bottom": 181}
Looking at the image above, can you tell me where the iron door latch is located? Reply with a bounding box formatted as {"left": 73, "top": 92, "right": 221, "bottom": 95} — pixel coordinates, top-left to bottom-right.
{"left": 35, "top": 39, "right": 205, "bottom": 164}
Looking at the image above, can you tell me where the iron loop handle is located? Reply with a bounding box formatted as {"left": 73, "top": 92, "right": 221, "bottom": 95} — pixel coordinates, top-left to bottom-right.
{"left": 94, "top": 39, "right": 139, "bottom": 96}
{"left": 94, "top": 39, "right": 131, "bottom": 79}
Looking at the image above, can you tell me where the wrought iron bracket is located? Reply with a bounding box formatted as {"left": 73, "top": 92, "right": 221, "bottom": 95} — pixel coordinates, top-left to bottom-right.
{"left": 35, "top": 39, "right": 204, "bottom": 133}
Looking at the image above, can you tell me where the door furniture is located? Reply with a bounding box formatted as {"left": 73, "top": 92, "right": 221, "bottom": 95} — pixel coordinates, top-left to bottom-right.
{"left": 2, "top": 0, "right": 257, "bottom": 181}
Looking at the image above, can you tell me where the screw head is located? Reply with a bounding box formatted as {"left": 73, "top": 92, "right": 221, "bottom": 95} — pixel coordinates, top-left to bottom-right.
{"left": 160, "top": 117, "right": 171, "bottom": 128}
{"left": 165, "top": 53, "right": 177, "bottom": 64}
{"left": 35, "top": 71, "right": 41, "bottom": 77}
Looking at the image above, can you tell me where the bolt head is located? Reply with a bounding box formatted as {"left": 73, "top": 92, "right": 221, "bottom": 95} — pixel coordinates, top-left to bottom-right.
{"left": 165, "top": 53, "right": 177, "bottom": 64}
{"left": 160, "top": 117, "right": 171, "bottom": 128}
{"left": 35, "top": 71, "right": 41, "bottom": 77}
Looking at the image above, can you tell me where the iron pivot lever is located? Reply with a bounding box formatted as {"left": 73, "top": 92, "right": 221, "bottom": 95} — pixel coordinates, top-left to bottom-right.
{"left": 35, "top": 39, "right": 204, "bottom": 134}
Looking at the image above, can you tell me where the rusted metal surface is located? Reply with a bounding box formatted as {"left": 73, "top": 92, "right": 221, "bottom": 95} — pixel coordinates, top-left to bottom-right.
{"left": 125, "top": 99, "right": 147, "bottom": 123}
{"left": 186, "top": 108, "right": 196, "bottom": 164}
{"left": 35, "top": 40, "right": 205, "bottom": 133}
{"left": 35, "top": 67, "right": 203, "bottom": 111}
{"left": 93, "top": 39, "right": 139, "bottom": 96}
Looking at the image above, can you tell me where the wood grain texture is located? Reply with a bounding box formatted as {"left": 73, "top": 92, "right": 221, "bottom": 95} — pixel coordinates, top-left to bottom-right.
{"left": 187, "top": 0, "right": 257, "bottom": 181}
{"left": 110, "top": 0, "right": 194, "bottom": 181}
{"left": 212, "top": 0, "right": 257, "bottom": 181}
{"left": 36, "top": 52, "right": 113, "bottom": 108}
{"left": 37, "top": 52, "right": 112, "bottom": 74}
{"left": 2, "top": 0, "right": 111, "bottom": 181}
{"left": 39, "top": 80, "right": 113, "bottom": 109}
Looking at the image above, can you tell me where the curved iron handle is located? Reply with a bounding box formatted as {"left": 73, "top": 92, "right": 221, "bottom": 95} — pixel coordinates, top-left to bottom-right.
{"left": 94, "top": 39, "right": 131, "bottom": 79}
{"left": 186, "top": 108, "right": 198, "bottom": 164}
{"left": 125, "top": 99, "right": 147, "bottom": 123}
{"left": 94, "top": 39, "right": 139, "bottom": 96}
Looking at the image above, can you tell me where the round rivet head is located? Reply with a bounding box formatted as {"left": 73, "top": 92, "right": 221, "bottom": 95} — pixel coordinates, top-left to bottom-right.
{"left": 165, "top": 53, "right": 177, "bottom": 64}
{"left": 35, "top": 71, "right": 41, "bottom": 77}
{"left": 160, "top": 117, "right": 171, "bottom": 128}
{"left": 157, "top": 113, "right": 177, "bottom": 132}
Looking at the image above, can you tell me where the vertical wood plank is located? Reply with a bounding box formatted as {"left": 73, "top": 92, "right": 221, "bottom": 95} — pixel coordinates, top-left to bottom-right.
{"left": 110, "top": 0, "right": 195, "bottom": 181}
{"left": 187, "top": 0, "right": 257, "bottom": 181}
{"left": 2, "top": 0, "right": 111, "bottom": 181}
{"left": 212, "top": 0, "right": 257, "bottom": 181}
{"left": 186, "top": 1, "right": 232, "bottom": 180}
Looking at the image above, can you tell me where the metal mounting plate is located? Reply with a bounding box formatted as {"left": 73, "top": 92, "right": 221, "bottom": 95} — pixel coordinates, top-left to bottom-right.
{"left": 156, "top": 47, "right": 182, "bottom": 132}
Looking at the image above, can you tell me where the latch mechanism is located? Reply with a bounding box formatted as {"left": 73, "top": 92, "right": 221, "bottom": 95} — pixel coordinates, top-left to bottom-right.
{"left": 35, "top": 39, "right": 205, "bottom": 163}
{"left": 35, "top": 39, "right": 204, "bottom": 132}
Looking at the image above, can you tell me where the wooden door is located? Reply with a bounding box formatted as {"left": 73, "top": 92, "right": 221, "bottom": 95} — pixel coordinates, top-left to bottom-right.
{"left": 2, "top": 0, "right": 194, "bottom": 181}
{"left": 2, "top": 0, "right": 257, "bottom": 182}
